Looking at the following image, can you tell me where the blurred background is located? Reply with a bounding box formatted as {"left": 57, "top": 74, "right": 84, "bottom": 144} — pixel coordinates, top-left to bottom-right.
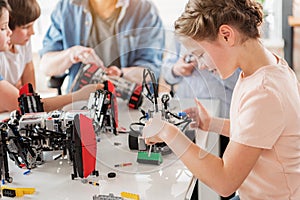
{"left": 32, "top": 0, "right": 295, "bottom": 95}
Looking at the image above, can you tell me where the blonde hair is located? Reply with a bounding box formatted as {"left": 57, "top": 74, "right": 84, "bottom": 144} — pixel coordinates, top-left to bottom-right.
{"left": 175, "top": 0, "right": 263, "bottom": 42}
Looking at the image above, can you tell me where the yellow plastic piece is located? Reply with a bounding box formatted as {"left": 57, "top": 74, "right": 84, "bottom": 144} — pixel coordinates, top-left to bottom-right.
{"left": 20, "top": 187, "right": 35, "bottom": 194}
{"left": 1, "top": 186, "right": 35, "bottom": 197}
{"left": 120, "top": 191, "right": 140, "bottom": 200}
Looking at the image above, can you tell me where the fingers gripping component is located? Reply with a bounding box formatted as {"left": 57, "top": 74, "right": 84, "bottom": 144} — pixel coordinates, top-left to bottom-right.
{"left": 143, "top": 116, "right": 194, "bottom": 158}
{"left": 142, "top": 114, "right": 166, "bottom": 139}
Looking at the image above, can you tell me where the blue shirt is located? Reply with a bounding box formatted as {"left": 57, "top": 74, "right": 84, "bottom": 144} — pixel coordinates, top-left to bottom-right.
{"left": 0, "top": 74, "right": 3, "bottom": 81}
{"left": 163, "top": 44, "right": 240, "bottom": 118}
{"left": 40, "top": 0, "right": 165, "bottom": 88}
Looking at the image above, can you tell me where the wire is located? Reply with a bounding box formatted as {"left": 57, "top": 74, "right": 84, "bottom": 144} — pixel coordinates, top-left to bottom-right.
{"left": 142, "top": 69, "right": 159, "bottom": 112}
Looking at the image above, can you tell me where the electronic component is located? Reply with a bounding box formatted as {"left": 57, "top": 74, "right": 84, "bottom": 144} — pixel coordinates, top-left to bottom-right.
{"left": 1, "top": 186, "right": 35, "bottom": 197}
{"left": 114, "top": 162, "right": 132, "bottom": 167}
{"left": 107, "top": 172, "right": 116, "bottom": 178}
{"left": 63, "top": 110, "right": 90, "bottom": 127}
{"left": 88, "top": 181, "right": 100, "bottom": 186}
{"left": 18, "top": 112, "right": 47, "bottom": 135}
{"left": 128, "top": 69, "right": 192, "bottom": 157}
{"left": 45, "top": 110, "right": 64, "bottom": 133}
{"left": 136, "top": 151, "right": 163, "bottom": 165}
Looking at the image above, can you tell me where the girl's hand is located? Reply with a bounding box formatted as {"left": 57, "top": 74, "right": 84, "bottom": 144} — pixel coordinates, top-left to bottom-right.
{"left": 142, "top": 114, "right": 175, "bottom": 144}
{"left": 184, "top": 98, "right": 212, "bottom": 131}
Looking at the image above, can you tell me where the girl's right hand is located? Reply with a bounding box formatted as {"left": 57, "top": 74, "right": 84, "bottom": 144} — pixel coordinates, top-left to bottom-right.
{"left": 184, "top": 98, "right": 212, "bottom": 132}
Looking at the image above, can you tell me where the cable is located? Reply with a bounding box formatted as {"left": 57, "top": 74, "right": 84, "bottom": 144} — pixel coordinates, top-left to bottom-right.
{"left": 142, "top": 69, "right": 159, "bottom": 112}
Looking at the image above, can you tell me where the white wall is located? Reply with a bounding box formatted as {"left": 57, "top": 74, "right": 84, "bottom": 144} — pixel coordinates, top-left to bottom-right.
{"left": 151, "top": 0, "right": 187, "bottom": 30}
{"left": 32, "top": 0, "right": 59, "bottom": 53}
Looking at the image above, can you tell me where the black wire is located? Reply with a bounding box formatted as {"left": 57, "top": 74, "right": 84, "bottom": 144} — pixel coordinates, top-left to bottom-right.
{"left": 166, "top": 111, "right": 182, "bottom": 120}
{"left": 142, "top": 69, "right": 159, "bottom": 112}
{"left": 142, "top": 71, "right": 154, "bottom": 104}
{"left": 139, "top": 115, "right": 148, "bottom": 123}
{"left": 174, "top": 118, "right": 192, "bottom": 132}
{"left": 164, "top": 111, "right": 192, "bottom": 132}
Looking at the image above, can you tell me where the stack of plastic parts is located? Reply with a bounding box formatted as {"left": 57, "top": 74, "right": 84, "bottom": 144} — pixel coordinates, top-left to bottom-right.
{"left": 136, "top": 151, "right": 163, "bottom": 165}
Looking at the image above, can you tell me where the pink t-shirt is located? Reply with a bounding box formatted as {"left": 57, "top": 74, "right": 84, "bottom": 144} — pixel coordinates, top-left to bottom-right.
{"left": 230, "top": 58, "right": 300, "bottom": 200}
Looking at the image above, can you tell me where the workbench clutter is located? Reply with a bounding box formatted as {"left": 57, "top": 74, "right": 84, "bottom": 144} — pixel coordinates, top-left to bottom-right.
{"left": 0, "top": 68, "right": 197, "bottom": 199}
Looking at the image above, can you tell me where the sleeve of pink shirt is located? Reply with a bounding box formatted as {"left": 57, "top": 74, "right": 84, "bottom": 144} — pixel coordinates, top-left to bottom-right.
{"left": 231, "top": 87, "right": 285, "bottom": 149}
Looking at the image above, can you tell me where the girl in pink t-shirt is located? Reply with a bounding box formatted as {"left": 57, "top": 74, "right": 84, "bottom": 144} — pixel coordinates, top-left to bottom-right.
{"left": 143, "top": 0, "right": 300, "bottom": 199}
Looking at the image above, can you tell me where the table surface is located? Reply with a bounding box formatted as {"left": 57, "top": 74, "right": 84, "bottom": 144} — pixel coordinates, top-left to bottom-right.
{"left": 0, "top": 98, "right": 220, "bottom": 200}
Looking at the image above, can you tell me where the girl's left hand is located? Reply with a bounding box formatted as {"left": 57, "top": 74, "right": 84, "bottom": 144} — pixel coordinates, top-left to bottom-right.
{"left": 184, "top": 98, "right": 212, "bottom": 131}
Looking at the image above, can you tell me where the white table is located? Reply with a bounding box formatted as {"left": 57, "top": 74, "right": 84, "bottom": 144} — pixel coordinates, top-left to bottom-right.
{"left": 0, "top": 98, "right": 220, "bottom": 200}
